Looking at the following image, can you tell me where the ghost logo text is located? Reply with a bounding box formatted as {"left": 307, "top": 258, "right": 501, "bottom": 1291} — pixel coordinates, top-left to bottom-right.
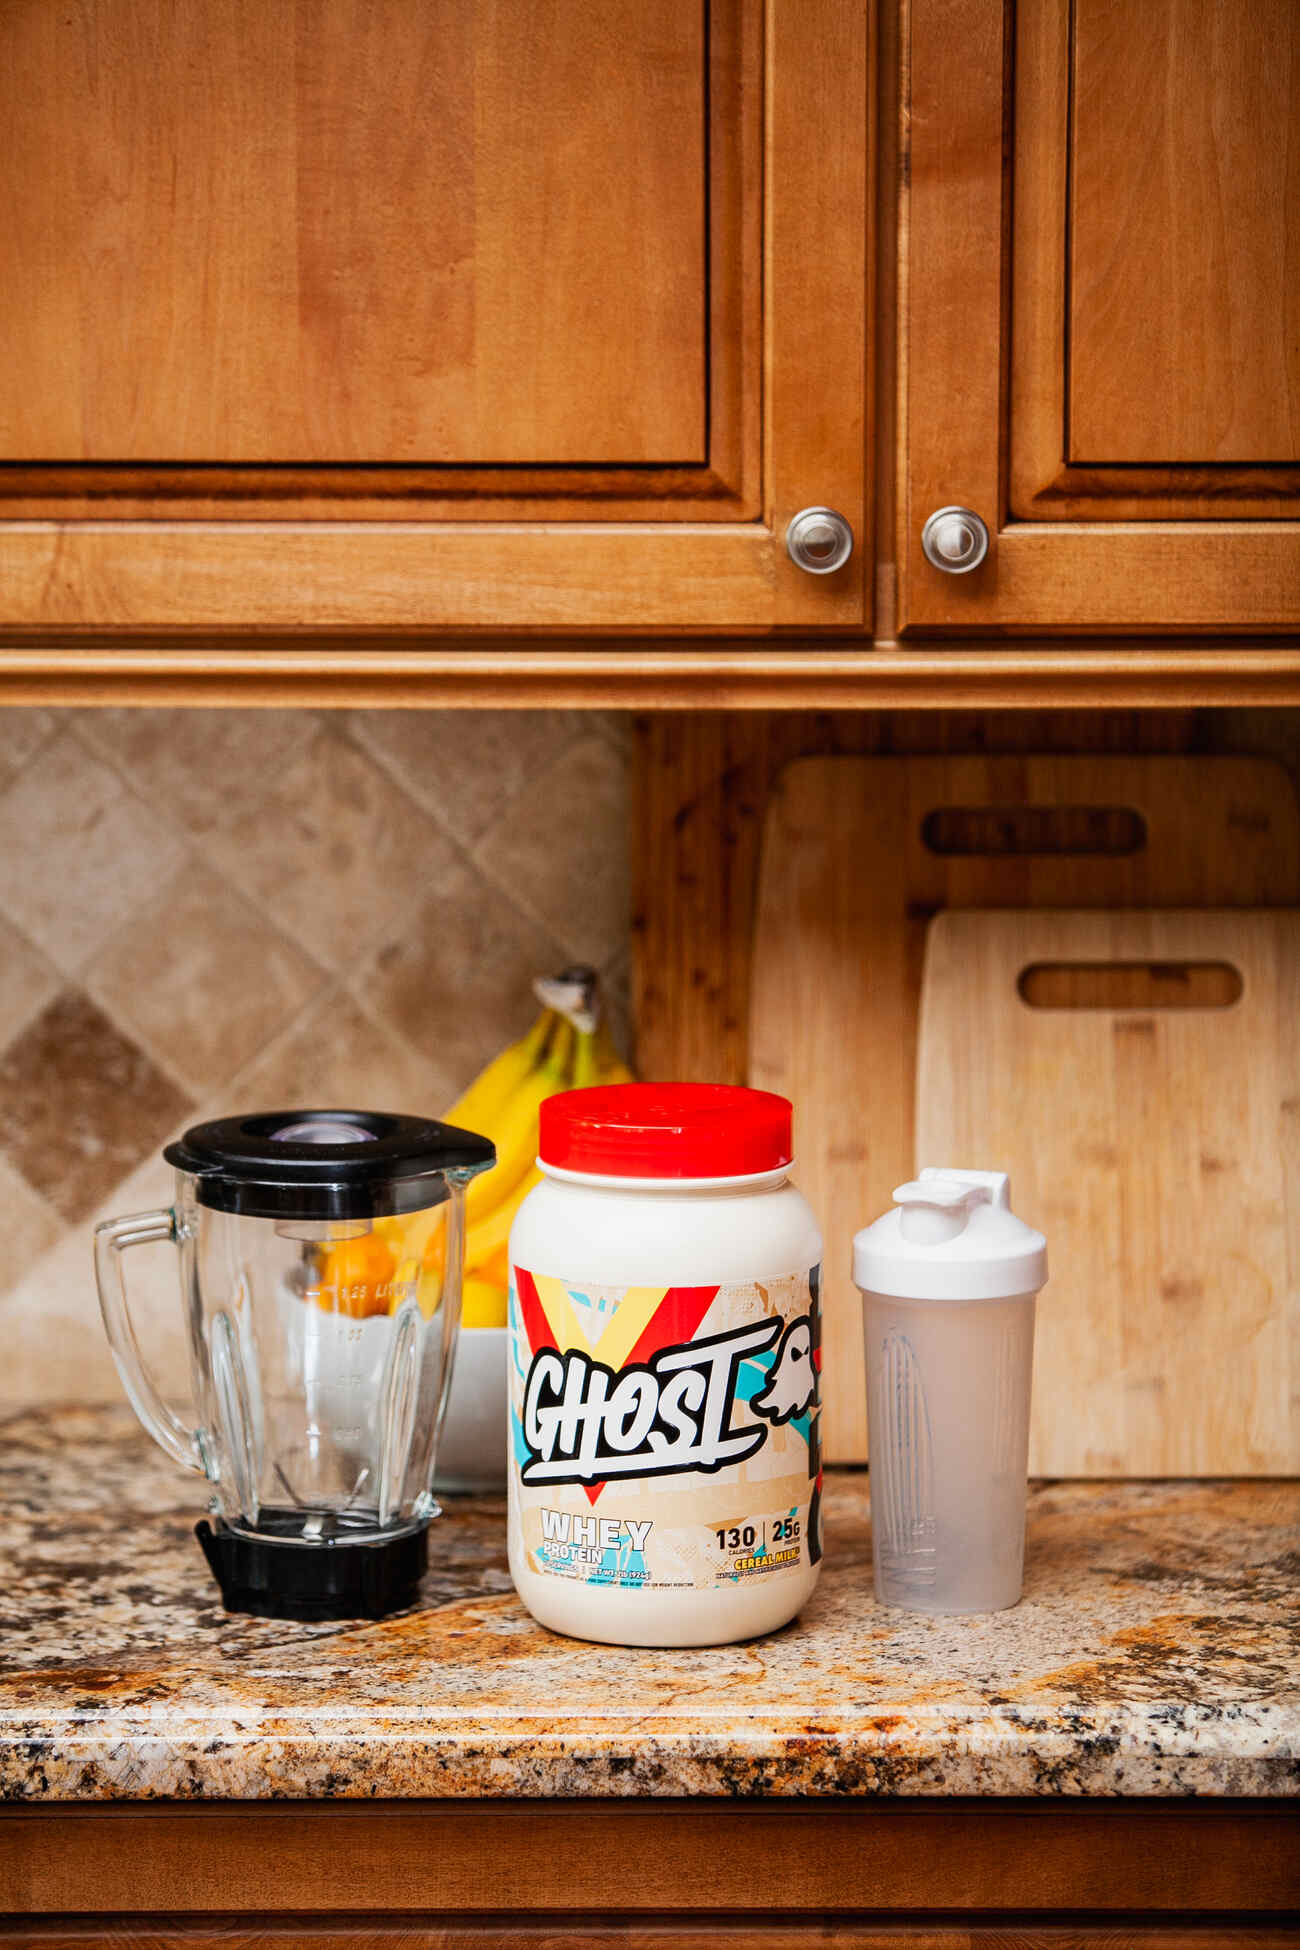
{"left": 520, "top": 1316, "right": 782, "bottom": 1487}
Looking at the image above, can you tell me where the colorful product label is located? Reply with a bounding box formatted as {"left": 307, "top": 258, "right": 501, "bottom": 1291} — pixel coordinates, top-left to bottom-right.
{"left": 509, "top": 1264, "right": 823, "bottom": 1592}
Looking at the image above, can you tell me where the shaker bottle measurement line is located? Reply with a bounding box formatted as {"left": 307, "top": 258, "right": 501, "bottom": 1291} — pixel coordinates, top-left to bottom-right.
{"left": 875, "top": 1326, "right": 936, "bottom": 1593}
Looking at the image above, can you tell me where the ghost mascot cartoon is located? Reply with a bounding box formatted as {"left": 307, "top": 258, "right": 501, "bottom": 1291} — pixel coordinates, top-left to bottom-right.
{"left": 752, "top": 1312, "right": 816, "bottom": 1425}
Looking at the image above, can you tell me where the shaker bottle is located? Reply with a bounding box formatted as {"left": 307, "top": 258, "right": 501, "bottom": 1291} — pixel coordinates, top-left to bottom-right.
{"left": 852, "top": 1168, "right": 1046, "bottom": 1614}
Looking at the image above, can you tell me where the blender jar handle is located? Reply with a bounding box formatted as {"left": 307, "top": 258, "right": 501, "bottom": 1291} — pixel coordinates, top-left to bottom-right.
{"left": 94, "top": 1208, "right": 205, "bottom": 1475}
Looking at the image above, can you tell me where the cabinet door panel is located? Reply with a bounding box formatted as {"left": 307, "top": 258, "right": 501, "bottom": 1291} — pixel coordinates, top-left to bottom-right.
{"left": 900, "top": 0, "right": 1300, "bottom": 633}
{"left": 0, "top": 0, "right": 705, "bottom": 467}
{"left": 1069, "top": 0, "right": 1300, "bottom": 466}
{"left": 0, "top": 0, "right": 869, "bottom": 635}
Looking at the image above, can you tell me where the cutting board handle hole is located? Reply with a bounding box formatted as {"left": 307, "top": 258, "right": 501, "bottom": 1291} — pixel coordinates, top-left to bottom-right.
{"left": 1017, "top": 961, "right": 1243, "bottom": 1010}
{"left": 922, "top": 806, "right": 1147, "bottom": 856}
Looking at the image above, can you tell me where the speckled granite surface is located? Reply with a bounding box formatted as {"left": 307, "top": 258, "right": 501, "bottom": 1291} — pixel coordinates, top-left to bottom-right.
{"left": 0, "top": 1405, "right": 1296, "bottom": 1800}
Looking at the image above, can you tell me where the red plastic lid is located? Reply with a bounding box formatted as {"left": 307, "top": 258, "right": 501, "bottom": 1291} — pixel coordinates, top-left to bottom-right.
{"left": 538, "top": 1082, "right": 793, "bottom": 1180}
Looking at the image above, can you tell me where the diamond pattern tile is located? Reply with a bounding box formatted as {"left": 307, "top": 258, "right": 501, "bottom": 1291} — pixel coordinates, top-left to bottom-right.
{"left": 0, "top": 1142, "right": 191, "bottom": 1406}
{"left": 207, "top": 727, "right": 460, "bottom": 971}
{"left": 0, "top": 1155, "right": 64, "bottom": 1273}
{"left": 354, "top": 856, "right": 566, "bottom": 1092}
{"left": 0, "top": 990, "right": 193, "bottom": 1224}
{"left": 0, "top": 708, "right": 60, "bottom": 791}
{"left": 0, "top": 914, "right": 61, "bottom": 1051}
{"left": 0, "top": 731, "right": 187, "bottom": 972}
{"left": 224, "top": 987, "right": 449, "bottom": 1118}
{"left": 75, "top": 709, "right": 313, "bottom": 834}
{"left": 476, "top": 733, "right": 629, "bottom": 967}
{"left": 350, "top": 709, "right": 590, "bottom": 846}
{"left": 0, "top": 707, "right": 631, "bottom": 1401}
{"left": 0, "top": 1224, "right": 127, "bottom": 1404}
{"left": 89, "top": 862, "right": 326, "bottom": 1096}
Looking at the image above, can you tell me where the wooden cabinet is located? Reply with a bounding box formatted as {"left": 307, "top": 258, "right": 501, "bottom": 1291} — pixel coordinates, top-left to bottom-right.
{"left": 0, "top": 0, "right": 868, "bottom": 638}
{"left": 4, "top": 1799, "right": 1298, "bottom": 1927}
{"left": 898, "top": 0, "right": 1300, "bottom": 634}
{"left": 3, "top": 0, "right": 1299, "bottom": 685}
{"left": 3, "top": 1929, "right": 1297, "bottom": 1950}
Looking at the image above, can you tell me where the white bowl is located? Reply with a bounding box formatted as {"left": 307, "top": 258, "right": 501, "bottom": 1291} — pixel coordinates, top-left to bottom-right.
{"left": 434, "top": 1326, "right": 508, "bottom": 1493}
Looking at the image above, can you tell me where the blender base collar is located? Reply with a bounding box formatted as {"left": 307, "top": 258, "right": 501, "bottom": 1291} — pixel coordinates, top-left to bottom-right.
{"left": 196, "top": 1512, "right": 430, "bottom": 1621}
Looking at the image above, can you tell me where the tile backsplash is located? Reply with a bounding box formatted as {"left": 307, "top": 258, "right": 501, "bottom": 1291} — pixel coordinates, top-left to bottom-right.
{"left": 0, "top": 707, "right": 630, "bottom": 1404}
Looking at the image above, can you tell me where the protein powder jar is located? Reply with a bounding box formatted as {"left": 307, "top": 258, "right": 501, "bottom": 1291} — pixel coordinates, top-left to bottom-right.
{"left": 507, "top": 1082, "right": 824, "bottom": 1647}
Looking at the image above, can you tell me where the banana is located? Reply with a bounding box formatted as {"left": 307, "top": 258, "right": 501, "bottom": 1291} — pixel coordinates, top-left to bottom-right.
{"left": 461, "top": 1276, "right": 508, "bottom": 1331}
{"left": 465, "top": 1161, "right": 543, "bottom": 1268}
{"left": 462, "top": 1025, "right": 628, "bottom": 1274}
{"left": 463, "top": 1017, "right": 574, "bottom": 1227}
{"left": 437, "top": 972, "right": 635, "bottom": 1328}
{"left": 472, "top": 1240, "right": 510, "bottom": 1288}
{"left": 441, "top": 1008, "right": 556, "bottom": 1137}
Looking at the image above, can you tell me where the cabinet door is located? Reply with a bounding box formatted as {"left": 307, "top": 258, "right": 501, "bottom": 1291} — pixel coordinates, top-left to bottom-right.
{"left": 0, "top": 0, "right": 867, "bottom": 637}
{"left": 899, "top": 0, "right": 1300, "bottom": 634}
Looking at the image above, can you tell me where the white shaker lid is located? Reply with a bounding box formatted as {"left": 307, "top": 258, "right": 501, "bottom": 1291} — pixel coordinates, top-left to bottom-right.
{"left": 851, "top": 1167, "right": 1047, "bottom": 1301}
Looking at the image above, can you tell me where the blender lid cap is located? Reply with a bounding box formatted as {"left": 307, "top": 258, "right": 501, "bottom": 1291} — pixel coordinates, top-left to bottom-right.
{"left": 851, "top": 1167, "right": 1047, "bottom": 1301}
{"left": 165, "top": 1109, "right": 494, "bottom": 1219}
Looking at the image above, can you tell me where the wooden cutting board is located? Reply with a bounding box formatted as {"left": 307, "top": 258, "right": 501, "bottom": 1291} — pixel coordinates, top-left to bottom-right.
{"left": 747, "top": 756, "right": 1300, "bottom": 1461}
{"left": 917, "top": 909, "right": 1300, "bottom": 1477}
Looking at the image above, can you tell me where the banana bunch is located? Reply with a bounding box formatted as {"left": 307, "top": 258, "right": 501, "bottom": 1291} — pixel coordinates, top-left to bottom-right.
{"left": 443, "top": 966, "right": 633, "bottom": 1329}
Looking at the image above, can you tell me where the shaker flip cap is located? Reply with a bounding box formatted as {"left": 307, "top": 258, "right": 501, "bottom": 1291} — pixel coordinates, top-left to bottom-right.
{"left": 852, "top": 1167, "right": 1047, "bottom": 1302}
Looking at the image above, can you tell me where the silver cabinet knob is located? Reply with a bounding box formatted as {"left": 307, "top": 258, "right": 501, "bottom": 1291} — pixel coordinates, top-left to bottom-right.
{"left": 921, "top": 506, "right": 989, "bottom": 573}
{"left": 786, "top": 506, "right": 854, "bottom": 575}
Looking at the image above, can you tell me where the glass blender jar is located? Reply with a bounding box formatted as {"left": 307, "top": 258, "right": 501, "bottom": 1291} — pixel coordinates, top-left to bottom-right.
{"left": 94, "top": 1109, "right": 495, "bottom": 1619}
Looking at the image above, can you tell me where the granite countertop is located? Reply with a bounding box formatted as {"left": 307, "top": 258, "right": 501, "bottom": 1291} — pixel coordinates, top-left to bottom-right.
{"left": 0, "top": 1405, "right": 1296, "bottom": 1801}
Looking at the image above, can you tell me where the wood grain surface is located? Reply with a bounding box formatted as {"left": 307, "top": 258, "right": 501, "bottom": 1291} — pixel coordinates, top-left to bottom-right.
{"left": 0, "top": 0, "right": 759, "bottom": 529}
{"left": 0, "top": 0, "right": 705, "bottom": 466}
{"left": 899, "top": 0, "right": 1300, "bottom": 631}
{"left": 1068, "top": 0, "right": 1300, "bottom": 465}
{"left": 747, "top": 756, "right": 1300, "bottom": 1461}
{"left": 897, "top": 0, "right": 1005, "bottom": 631}
{"left": 917, "top": 908, "right": 1300, "bottom": 1476}
{"left": 1009, "top": 0, "right": 1300, "bottom": 523}
{"left": 3, "top": 1927, "right": 1297, "bottom": 1950}
{"left": 631, "top": 712, "right": 1300, "bottom": 1094}
{"left": 765, "top": 0, "right": 870, "bottom": 628}
{"left": 2, "top": 1801, "right": 1296, "bottom": 1916}
{"left": 3, "top": 648, "right": 1300, "bottom": 711}
{"left": 0, "top": 0, "right": 869, "bottom": 634}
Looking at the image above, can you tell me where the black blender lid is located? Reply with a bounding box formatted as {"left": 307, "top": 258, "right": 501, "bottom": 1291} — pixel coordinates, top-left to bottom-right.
{"left": 164, "top": 1108, "right": 495, "bottom": 1220}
